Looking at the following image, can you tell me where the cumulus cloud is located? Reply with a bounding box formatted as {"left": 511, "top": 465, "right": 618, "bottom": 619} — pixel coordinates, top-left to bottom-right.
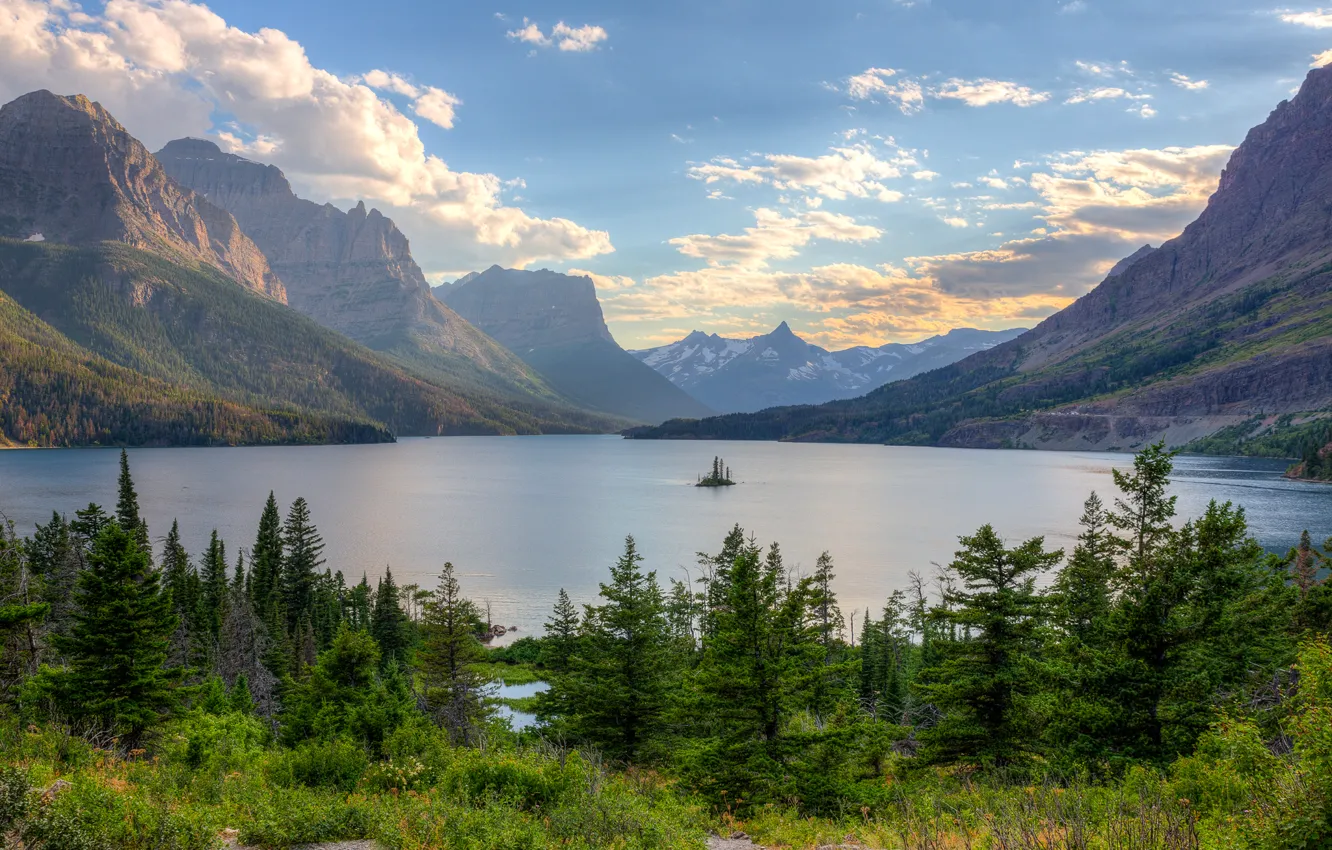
{"left": 1313, "top": 48, "right": 1332, "bottom": 66}
{"left": 687, "top": 143, "right": 916, "bottom": 202}
{"left": 845, "top": 68, "right": 1049, "bottom": 111}
{"left": 1280, "top": 8, "right": 1332, "bottom": 27}
{"left": 0, "top": 0, "right": 612, "bottom": 271}
{"left": 909, "top": 144, "right": 1234, "bottom": 299}
{"left": 506, "top": 18, "right": 607, "bottom": 52}
{"left": 1169, "top": 72, "right": 1209, "bottom": 90}
{"left": 669, "top": 208, "right": 882, "bottom": 268}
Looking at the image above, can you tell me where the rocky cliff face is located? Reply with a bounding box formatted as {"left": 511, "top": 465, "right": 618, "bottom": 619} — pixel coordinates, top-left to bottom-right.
{"left": 440, "top": 267, "right": 712, "bottom": 423}
{"left": 156, "top": 139, "right": 553, "bottom": 395}
{"left": 436, "top": 266, "right": 615, "bottom": 351}
{"left": 0, "top": 92, "right": 284, "bottom": 300}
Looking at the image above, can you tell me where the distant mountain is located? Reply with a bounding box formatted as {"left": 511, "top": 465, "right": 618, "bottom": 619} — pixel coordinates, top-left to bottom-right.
{"left": 629, "top": 69, "right": 1332, "bottom": 450}
{"left": 0, "top": 91, "right": 617, "bottom": 445}
{"left": 633, "top": 322, "right": 1026, "bottom": 413}
{"left": 155, "top": 138, "right": 564, "bottom": 404}
{"left": 0, "top": 91, "right": 284, "bottom": 299}
{"left": 437, "top": 267, "right": 713, "bottom": 424}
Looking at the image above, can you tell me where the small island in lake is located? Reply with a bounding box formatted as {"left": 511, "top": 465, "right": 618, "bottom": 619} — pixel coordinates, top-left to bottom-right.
{"left": 696, "top": 456, "right": 736, "bottom": 487}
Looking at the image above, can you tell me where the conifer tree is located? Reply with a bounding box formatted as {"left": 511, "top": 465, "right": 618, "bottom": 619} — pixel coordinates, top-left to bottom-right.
{"left": 698, "top": 524, "right": 747, "bottom": 639}
{"left": 1293, "top": 529, "right": 1321, "bottom": 596}
{"left": 542, "top": 588, "right": 582, "bottom": 672}
{"left": 418, "top": 563, "right": 492, "bottom": 742}
{"left": 219, "top": 570, "right": 277, "bottom": 717}
{"left": 161, "top": 520, "right": 200, "bottom": 668}
{"left": 229, "top": 673, "right": 254, "bottom": 715}
{"left": 199, "top": 531, "right": 228, "bottom": 643}
{"left": 250, "top": 492, "right": 284, "bottom": 623}
{"left": 115, "top": 449, "right": 151, "bottom": 557}
{"left": 70, "top": 503, "right": 110, "bottom": 547}
{"left": 916, "top": 525, "right": 1061, "bottom": 768}
{"left": 51, "top": 521, "right": 179, "bottom": 746}
{"left": 1051, "top": 493, "right": 1116, "bottom": 641}
{"left": 554, "top": 536, "right": 674, "bottom": 761}
{"left": 0, "top": 520, "right": 49, "bottom": 700}
{"left": 24, "top": 512, "right": 80, "bottom": 647}
{"left": 282, "top": 497, "right": 324, "bottom": 634}
{"left": 371, "top": 568, "right": 410, "bottom": 668}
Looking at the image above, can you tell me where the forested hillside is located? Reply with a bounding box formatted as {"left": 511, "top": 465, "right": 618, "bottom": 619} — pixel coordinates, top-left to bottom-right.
{"left": 0, "top": 239, "right": 616, "bottom": 444}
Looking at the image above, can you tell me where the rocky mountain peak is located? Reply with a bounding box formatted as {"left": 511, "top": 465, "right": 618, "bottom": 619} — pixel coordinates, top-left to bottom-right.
{"left": 440, "top": 266, "right": 615, "bottom": 350}
{"left": 0, "top": 91, "right": 285, "bottom": 300}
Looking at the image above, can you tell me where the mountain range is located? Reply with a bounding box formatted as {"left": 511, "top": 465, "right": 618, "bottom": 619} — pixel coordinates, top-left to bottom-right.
{"left": 0, "top": 90, "right": 616, "bottom": 446}
{"left": 632, "top": 323, "right": 1026, "bottom": 413}
{"left": 629, "top": 68, "right": 1332, "bottom": 451}
{"left": 435, "top": 267, "right": 712, "bottom": 423}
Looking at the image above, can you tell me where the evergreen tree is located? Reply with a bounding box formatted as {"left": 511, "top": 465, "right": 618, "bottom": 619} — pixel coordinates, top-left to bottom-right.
{"left": 229, "top": 673, "right": 254, "bottom": 715}
{"left": 115, "top": 449, "right": 151, "bottom": 557}
{"left": 542, "top": 588, "right": 583, "bottom": 672}
{"left": 250, "top": 492, "right": 284, "bottom": 623}
{"left": 282, "top": 497, "right": 324, "bottom": 634}
{"left": 916, "top": 525, "right": 1061, "bottom": 768}
{"left": 370, "top": 568, "right": 410, "bottom": 668}
{"left": 0, "top": 520, "right": 49, "bottom": 701}
{"left": 24, "top": 512, "right": 80, "bottom": 648}
{"left": 1108, "top": 441, "right": 1177, "bottom": 576}
{"left": 218, "top": 570, "right": 278, "bottom": 718}
{"left": 698, "top": 524, "right": 747, "bottom": 640}
{"left": 1051, "top": 493, "right": 1116, "bottom": 641}
{"left": 160, "top": 519, "right": 198, "bottom": 668}
{"left": 199, "top": 531, "right": 228, "bottom": 643}
{"left": 70, "top": 503, "right": 110, "bottom": 544}
{"left": 554, "top": 536, "right": 674, "bottom": 761}
{"left": 802, "top": 550, "right": 850, "bottom": 716}
{"left": 1293, "top": 530, "right": 1322, "bottom": 597}
{"left": 49, "top": 521, "right": 178, "bottom": 746}
{"left": 417, "top": 563, "right": 493, "bottom": 742}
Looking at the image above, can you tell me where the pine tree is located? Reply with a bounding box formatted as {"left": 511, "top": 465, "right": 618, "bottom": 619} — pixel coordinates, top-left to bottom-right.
{"left": 160, "top": 520, "right": 199, "bottom": 668}
{"left": 0, "top": 520, "right": 49, "bottom": 700}
{"left": 417, "top": 563, "right": 492, "bottom": 742}
{"left": 250, "top": 492, "right": 284, "bottom": 623}
{"left": 70, "top": 503, "right": 110, "bottom": 547}
{"left": 219, "top": 571, "right": 277, "bottom": 718}
{"left": 554, "top": 536, "right": 674, "bottom": 761}
{"left": 24, "top": 512, "right": 80, "bottom": 648}
{"left": 371, "top": 568, "right": 411, "bottom": 668}
{"left": 51, "top": 521, "right": 179, "bottom": 746}
{"left": 199, "top": 531, "right": 228, "bottom": 643}
{"left": 542, "top": 589, "right": 582, "bottom": 672}
{"left": 916, "top": 525, "right": 1061, "bottom": 768}
{"left": 1051, "top": 493, "right": 1116, "bottom": 641}
{"left": 115, "top": 449, "right": 151, "bottom": 557}
{"left": 229, "top": 673, "right": 254, "bottom": 715}
{"left": 1108, "top": 441, "right": 1177, "bottom": 578}
{"left": 1293, "top": 529, "right": 1321, "bottom": 596}
{"left": 282, "top": 497, "right": 325, "bottom": 634}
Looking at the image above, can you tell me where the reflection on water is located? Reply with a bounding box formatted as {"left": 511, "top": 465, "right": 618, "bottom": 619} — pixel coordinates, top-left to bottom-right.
{"left": 495, "top": 681, "right": 547, "bottom": 731}
{"left": 1, "top": 437, "right": 1328, "bottom": 635}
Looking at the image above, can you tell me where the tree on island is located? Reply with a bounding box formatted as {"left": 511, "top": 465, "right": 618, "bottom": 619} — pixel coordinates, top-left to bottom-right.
{"left": 696, "top": 456, "right": 736, "bottom": 487}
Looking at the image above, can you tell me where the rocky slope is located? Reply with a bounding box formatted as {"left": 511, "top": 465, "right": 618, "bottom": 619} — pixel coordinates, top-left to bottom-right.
{"left": 0, "top": 91, "right": 619, "bottom": 443}
{"left": 155, "top": 139, "right": 560, "bottom": 403}
{"left": 0, "top": 92, "right": 284, "bottom": 300}
{"left": 629, "top": 68, "right": 1332, "bottom": 449}
{"left": 633, "top": 323, "right": 1025, "bottom": 413}
{"left": 438, "top": 267, "right": 713, "bottom": 424}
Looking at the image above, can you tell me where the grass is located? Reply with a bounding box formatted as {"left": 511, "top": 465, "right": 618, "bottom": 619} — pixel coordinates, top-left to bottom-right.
{"left": 478, "top": 661, "right": 544, "bottom": 686}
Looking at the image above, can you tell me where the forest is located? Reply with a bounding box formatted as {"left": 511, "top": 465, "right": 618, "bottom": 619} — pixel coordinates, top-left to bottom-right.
{"left": 1, "top": 445, "right": 1331, "bottom": 848}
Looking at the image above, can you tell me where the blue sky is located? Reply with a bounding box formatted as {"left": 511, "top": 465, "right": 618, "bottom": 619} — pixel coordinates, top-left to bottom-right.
{"left": 3, "top": 0, "right": 1331, "bottom": 348}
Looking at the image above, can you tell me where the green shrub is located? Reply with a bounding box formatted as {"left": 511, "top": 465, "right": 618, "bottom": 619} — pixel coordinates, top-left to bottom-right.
{"left": 267, "top": 738, "right": 369, "bottom": 791}
{"left": 0, "top": 765, "right": 32, "bottom": 832}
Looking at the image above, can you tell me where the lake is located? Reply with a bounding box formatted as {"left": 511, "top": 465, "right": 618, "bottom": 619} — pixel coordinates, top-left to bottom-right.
{"left": 1, "top": 437, "right": 1328, "bottom": 635}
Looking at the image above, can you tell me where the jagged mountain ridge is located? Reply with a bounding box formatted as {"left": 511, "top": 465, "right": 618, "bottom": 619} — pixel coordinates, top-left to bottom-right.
{"left": 0, "top": 91, "right": 618, "bottom": 443}
{"left": 438, "top": 267, "right": 713, "bottom": 424}
{"left": 0, "top": 91, "right": 285, "bottom": 300}
{"left": 155, "top": 138, "right": 563, "bottom": 403}
{"left": 628, "top": 68, "right": 1332, "bottom": 449}
{"left": 633, "top": 323, "right": 1026, "bottom": 413}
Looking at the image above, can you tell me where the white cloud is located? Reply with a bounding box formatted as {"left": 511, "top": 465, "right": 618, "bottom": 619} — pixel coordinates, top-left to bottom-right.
{"left": 1129, "top": 102, "right": 1157, "bottom": 118}
{"left": 1059, "top": 0, "right": 1088, "bottom": 13}
{"left": 687, "top": 142, "right": 916, "bottom": 202}
{"left": 670, "top": 208, "right": 882, "bottom": 268}
{"left": 934, "top": 78, "right": 1051, "bottom": 107}
{"left": 0, "top": 0, "right": 611, "bottom": 271}
{"left": 940, "top": 217, "right": 970, "bottom": 228}
{"left": 1280, "top": 8, "right": 1332, "bottom": 27}
{"left": 1065, "top": 87, "right": 1151, "bottom": 104}
{"left": 1169, "top": 72, "right": 1209, "bottom": 90}
{"left": 506, "top": 18, "right": 607, "bottom": 52}
{"left": 912, "top": 169, "right": 939, "bottom": 180}
{"left": 1313, "top": 48, "right": 1332, "bottom": 66}
{"left": 846, "top": 69, "right": 1049, "bottom": 111}
{"left": 551, "top": 21, "right": 608, "bottom": 52}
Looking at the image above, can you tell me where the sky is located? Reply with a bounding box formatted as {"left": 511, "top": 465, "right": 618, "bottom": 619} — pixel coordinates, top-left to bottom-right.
{"left": 3, "top": 1, "right": 1332, "bottom": 349}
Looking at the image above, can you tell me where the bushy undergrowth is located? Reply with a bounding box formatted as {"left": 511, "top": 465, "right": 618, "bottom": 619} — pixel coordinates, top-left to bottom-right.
{"left": 0, "top": 713, "right": 706, "bottom": 850}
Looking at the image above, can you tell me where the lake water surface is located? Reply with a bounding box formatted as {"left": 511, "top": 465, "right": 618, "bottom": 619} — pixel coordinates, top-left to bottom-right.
{"left": 1, "top": 437, "right": 1328, "bottom": 634}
